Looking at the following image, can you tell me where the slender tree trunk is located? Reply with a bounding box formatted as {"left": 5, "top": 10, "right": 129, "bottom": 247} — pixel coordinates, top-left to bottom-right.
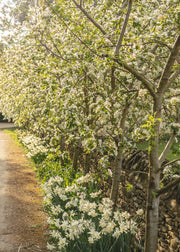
{"left": 110, "top": 148, "right": 123, "bottom": 205}
{"left": 110, "top": 0, "right": 132, "bottom": 205}
{"left": 84, "top": 153, "right": 91, "bottom": 174}
{"left": 145, "top": 169, "right": 160, "bottom": 251}
{"left": 110, "top": 102, "right": 131, "bottom": 205}
{"left": 60, "top": 136, "right": 65, "bottom": 166}
{"left": 144, "top": 36, "right": 180, "bottom": 251}
{"left": 144, "top": 98, "right": 162, "bottom": 252}
{"left": 72, "top": 145, "right": 80, "bottom": 171}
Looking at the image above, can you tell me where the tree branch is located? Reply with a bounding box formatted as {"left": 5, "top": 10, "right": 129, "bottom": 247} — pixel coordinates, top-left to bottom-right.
{"left": 115, "top": 0, "right": 132, "bottom": 57}
{"left": 156, "top": 176, "right": 180, "bottom": 197}
{"left": 50, "top": 6, "right": 101, "bottom": 57}
{"left": 151, "top": 39, "right": 172, "bottom": 51}
{"left": 72, "top": 0, "right": 114, "bottom": 44}
{"left": 115, "top": 59, "right": 156, "bottom": 99}
{"left": 120, "top": 100, "right": 131, "bottom": 129}
{"left": 157, "top": 35, "right": 180, "bottom": 94}
{"left": 167, "top": 67, "right": 180, "bottom": 85}
{"left": 114, "top": 76, "right": 130, "bottom": 91}
{"left": 159, "top": 132, "right": 176, "bottom": 165}
{"left": 159, "top": 109, "right": 180, "bottom": 165}
{"left": 39, "top": 39, "right": 69, "bottom": 62}
{"left": 166, "top": 93, "right": 180, "bottom": 99}
{"left": 129, "top": 171, "right": 148, "bottom": 176}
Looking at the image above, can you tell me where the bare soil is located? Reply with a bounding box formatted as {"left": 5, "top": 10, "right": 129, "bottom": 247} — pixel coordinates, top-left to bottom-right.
{"left": 0, "top": 128, "right": 49, "bottom": 252}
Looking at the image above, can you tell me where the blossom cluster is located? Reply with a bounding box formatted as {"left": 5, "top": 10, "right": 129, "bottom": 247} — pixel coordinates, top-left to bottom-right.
{"left": 42, "top": 174, "right": 137, "bottom": 251}
{"left": 16, "top": 130, "right": 49, "bottom": 158}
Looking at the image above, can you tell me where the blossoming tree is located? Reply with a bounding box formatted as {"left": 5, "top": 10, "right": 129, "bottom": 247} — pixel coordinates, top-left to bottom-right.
{"left": 0, "top": 0, "right": 179, "bottom": 251}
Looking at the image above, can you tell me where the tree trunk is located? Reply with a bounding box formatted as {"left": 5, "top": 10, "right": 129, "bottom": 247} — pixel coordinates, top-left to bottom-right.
{"left": 144, "top": 98, "right": 162, "bottom": 252}
{"left": 110, "top": 101, "right": 131, "bottom": 205}
{"left": 144, "top": 35, "right": 180, "bottom": 251}
{"left": 110, "top": 149, "right": 123, "bottom": 205}
{"left": 84, "top": 153, "right": 91, "bottom": 174}
{"left": 60, "top": 136, "right": 65, "bottom": 166}
{"left": 145, "top": 170, "right": 160, "bottom": 251}
{"left": 72, "top": 145, "right": 80, "bottom": 171}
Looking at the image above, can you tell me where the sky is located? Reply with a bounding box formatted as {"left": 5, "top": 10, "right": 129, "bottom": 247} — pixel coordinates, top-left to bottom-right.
{"left": 0, "top": 0, "right": 14, "bottom": 14}
{"left": 0, "top": 0, "right": 16, "bottom": 41}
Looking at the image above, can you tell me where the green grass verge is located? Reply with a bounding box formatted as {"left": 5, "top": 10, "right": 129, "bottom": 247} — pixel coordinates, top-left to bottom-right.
{"left": 137, "top": 138, "right": 180, "bottom": 161}
{"left": 4, "top": 128, "right": 22, "bottom": 147}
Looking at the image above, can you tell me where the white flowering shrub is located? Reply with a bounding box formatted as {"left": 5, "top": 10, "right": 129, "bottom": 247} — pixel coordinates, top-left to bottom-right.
{"left": 42, "top": 174, "right": 138, "bottom": 252}
{"left": 16, "top": 129, "right": 49, "bottom": 162}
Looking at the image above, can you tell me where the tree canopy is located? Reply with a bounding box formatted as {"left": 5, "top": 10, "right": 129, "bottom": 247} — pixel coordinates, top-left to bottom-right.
{"left": 0, "top": 0, "right": 179, "bottom": 251}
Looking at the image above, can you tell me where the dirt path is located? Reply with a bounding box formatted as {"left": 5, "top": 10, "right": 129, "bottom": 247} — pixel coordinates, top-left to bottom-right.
{"left": 0, "top": 128, "right": 49, "bottom": 252}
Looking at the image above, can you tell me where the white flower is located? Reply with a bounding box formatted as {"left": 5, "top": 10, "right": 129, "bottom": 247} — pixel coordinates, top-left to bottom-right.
{"left": 102, "top": 208, "right": 112, "bottom": 220}
{"left": 54, "top": 219, "right": 61, "bottom": 228}
{"left": 75, "top": 173, "right": 93, "bottom": 184}
{"left": 136, "top": 209, "right": 144, "bottom": 216}
{"left": 88, "top": 230, "right": 101, "bottom": 244}
{"left": 122, "top": 211, "right": 131, "bottom": 219}
{"left": 65, "top": 198, "right": 78, "bottom": 208}
{"left": 163, "top": 166, "right": 173, "bottom": 177}
{"left": 108, "top": 169, "right": 113, "bottom": 177}
{"left": 101, "top": 221, "right": 116, "bottom": 234}
{"left": 58, "top": 237, "right": 68, "bottom": 249}
{"left": 47, "top": 242, "right": 55, "bottom": 250}
{"left": 98, "top": 204, "right": 103, "bottom": 213}
{"left": 90, "top": 190, "right": 102, "bottom": 198}
{"left": 172, "top": 123, "right": 180, "bottom": 130}
{"left": 61, "top": 220, "right": 69, "bottom": 231}
{"left": 102, "top": 198, "right": 114, "bottom": 208}
{"left": 51, "top": 205, "right": 63, "bottom": 215}
{"left": 99, "top": 218, "right": 107, "bottom": 228}
{"left": 119, "top": 222, "right": 129, "bottom": 233}
{"left": 138, "top": 89, "right": 147, "bottom": 97}
{"left": 54, "top": 176, "right": 64, "bottom": 184}
{"left": 62, "top": 212, "right": 69, "bottom": 221}
{"left": 172, "top": 174, "right": 180, "bottom": 179}
{"left": 65, "top": 183, "right": 79, "bottom": 193}
{"left": 88, "top": 210, "right": 98, "bottom": 217}
{"left": 113, "top": 228, "right": 121, "bottom": 239}
{"left": 88, "top": 236, "right": 94, "bottom": 244}
{"left": 47, "top": 217, "right": 54, "bottom": 225}
{"left": 79, "top": 199, "right": 97, "bottom": 213}
{"left": 41, "top": 175, "right": 136, "bottom": 249}
{"left": 129, "top": 220, "right": 137, "bottom": 233}
{"left": 51, "top": 230, "right": 61, "bottom": 239}
{"left": 170, "top": 97, "right": 180, "bottom": 105}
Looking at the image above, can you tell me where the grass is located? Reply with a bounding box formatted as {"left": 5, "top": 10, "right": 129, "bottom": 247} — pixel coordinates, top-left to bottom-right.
{"left": 4, "top": 128, "right": 38, "bottom": 171}
{"left": 137, "top": 137, "right": 180, "bottom": 161}
{"left": 4, "top": 127, "right": 22, "bottom": 147}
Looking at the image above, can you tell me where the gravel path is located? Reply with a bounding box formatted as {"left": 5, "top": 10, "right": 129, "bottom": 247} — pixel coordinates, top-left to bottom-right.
{"left": 0, "top": 128, "right": 48, "bottom": 252}
{"left": 0, "top": 123, "right": 15, "bottom": 129}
